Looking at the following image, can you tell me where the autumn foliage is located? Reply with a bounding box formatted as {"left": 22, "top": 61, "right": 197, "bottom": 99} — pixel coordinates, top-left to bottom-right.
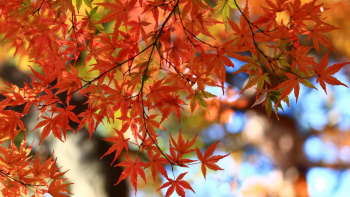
{"left": 0, "top": 0, "right": 348, "bottom": 196}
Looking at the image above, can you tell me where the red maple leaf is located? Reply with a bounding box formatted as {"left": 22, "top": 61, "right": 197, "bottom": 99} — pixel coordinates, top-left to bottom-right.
{"left": 166, "top": 146, "right": 196, "bottom": 167}
{"left": 144, "top": 152, "right": 169, "bottom": 181}
{"left": 47, "top": 179, "right": 73, "bottom": 197}
{"left": 169, "top": 129, "right": 197, "bottom": 156}
{"left": 157, "top": 172, "right": 195, "bottom": 197}
{"left": 155, "top": 94, "right": 187, "bottom": 124}
{"left": 313, "top": 51, "right": 349, "bottom": 94}
{"left": 51, "top": 105, "right": 80, "bottom": 140}
{"left": 96, "top": 0, "right": 138, "bottom": 29}
{"left": 196, "top": 141, "right": 229, "bottom": 179}
{"left": 32, "top": 116, "right": 63, "bottom": 145}
{"left": 101, "top": 129, "right": 130, "bottom": 165}
{"left": 306, "top": 24, "right": 338, "bottom": 54}
{"left": 291, "top": 46, "right": 315, "bottom": 75}
{"left": 1, "top": 110, "right": 26, "bottom": 142}
{"left": 115, "top": 156, "right": 146, "bottom": 195}
{"left": 275, "top": 73, "right": 317, "bottom": 105}
{"left": 76, "top": 109, "right": 97, "bottom": 140}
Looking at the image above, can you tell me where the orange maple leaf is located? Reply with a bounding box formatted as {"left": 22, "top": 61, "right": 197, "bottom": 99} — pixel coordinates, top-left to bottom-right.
{"left": 155, "top": 94, "right": 187, "bottom": 124}
{"left": 196, "top": 141, "right": 229, "bottom": 179}
{"left": 115, "top": 156, "right": 146, "bottom": 195}
{"left": 169, "top": 129, "right": 197, "bottom": 156}
{"left": 144, "top": 152, "right": 169, "bottom": 181}
{"left": 96, "top": 0, "right": 138, "bottom": 29}
{"left": 275, "top": 73, "right": 317, "bottom": 106}
{"left": 47, "top": 179, "right": 73, "bottom": 197}
{"left": 306, "top": 24, "right": 338, "bottom": 54}
{"left": 313, "top": 51, "right": 349, "bottom": 94}
{"left": 157, "top": 172, "right": 195, "bottom": 197}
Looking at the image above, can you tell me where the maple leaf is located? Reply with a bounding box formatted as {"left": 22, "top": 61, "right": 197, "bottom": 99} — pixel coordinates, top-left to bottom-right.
{"left": 47, "top": 179, "right": 73, "bottom": 197}
{"left": 227, "top": 3, "right": 255, "bottom": 48}
{"left": 252, "top": 2, "right": 278, "bottom": 29}
{"left": 57, "top": 0, "right": 75, "bottom": 16}
{"left": 139, "top": 134, "right": 162, "bottom": 156}
{"left": 1, "top": 21, "right": 28, "bottom": 56}
{"left": 32, "top": 116, "right": 63, "bottom": 145}
{"left": 181, "top": 0, "right": 211, "bottom": 19}
{"left": 275, "top": 72, "right": 317, "bottom": 105}
{"left": 145, "top": 152, "right": 169, "bottom": 181}
{"left": 0, "top": 135, "right": 33, "bottom": 167}
{"left": 101, "top": 128, "right": 130, "bottom": 165}
{"left": 212, "top": 0, "right": 239, "bottom": 30}
{"left": 256, "top": 89, "right": 290, "bottom": 122}
{"left": 53, "top": 65, "right": 83, "bottom": 103}
{"left": 166, "top": 146, "right": 196, "bottom": 167}
{"left": 93, "top": 34, "right": 119, "bottom": 57}
{"left": 165, "top": 38, "right": 191, "bottom": 68}
{"left": 291, "top": 46, "right": 315, "bottom": 76}
{"left": 184, "top": 12, "right": 222, "bottom": 39}
{"left": 127, "top": 17, "right": 151, "bottom": 39}
{"left": 49, "top": 158, "right": 69, "bottom": 180}
{"left": 137, "top": 114, "right": 166, "bottom": 138}
{"left": 157, "top": 172, "right": 195, "bottom": 197}
{"left": 306, "top": 24, "right": 338, "bottom": 54}
{"left": 201, "top": 49, "right": 234, "bottom": 92}
{"left": 186, "top": 90, "right": 216, "bottom": 116}
{"left": 115, "top": 156, "right": 146, "bottom": 195}
{"left": 239, "top": 67, "right": 271, "bottom": 96}
{"left": 169, "top": 129, "right": 197, "bottom": 156}
{"left": 313, "top": 51, "right": 349, "bottom": 94}
{"left": 196, "top": 141, "right": 229, "bottom": 179}
{"left": 1, "top": 110, "right": 26, "bottom": 142}
{"left": 265, "top": 0, "right": 288, "bottom": 12}
{"left": 51, "top": 105, "right": 80, "bottom": 140}
{"left": 146, "top": 78, "right": 172, "bottom": 107}
{"left": 117, "top": 116, "right": 140, "bottom": 145}
{"left": 96, "top": 0, "right": 138, "bottom": 29}
{"left": 42, "top": 15, "right": 70, "bottom": 39}
{"left": 32, "top": 152, "right": 52, "bottom": 176}
{"left": 76, "top": 109, "right": 97, "bottom": 140}
{"left": 142, "top": 0, "right": 162, "bottom": 26}
{"left": 29, "top": 66, "right": 56, "bottom": 87}
{"left": 27, "top": 30, "right": 53, "bottom": 59}
{"left": 155, "top": 94, "right": 187, "bottom": 124}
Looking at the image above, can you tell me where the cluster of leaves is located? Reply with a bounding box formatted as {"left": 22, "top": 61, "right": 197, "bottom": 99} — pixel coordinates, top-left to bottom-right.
{"left": 0, "top": 0, "right": 348, "bottom": 196}
{"left": 0, "top": 136, "right": 71, "bottom": 196}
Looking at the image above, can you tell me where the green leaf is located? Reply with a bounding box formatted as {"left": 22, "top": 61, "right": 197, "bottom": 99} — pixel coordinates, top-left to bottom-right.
{"left": 213, "top": 0, "right": 239, "bottom": 30}
{"left": 16, "top": 0, "right": 32, "bottom": 14}
{"left": 83, "top": 0, "right": 93, "bottom": 8}
{"left": 265, "top": 97, "right": 272, "bottom": 122}
{"left": 198, "top": 91, "right": 216, "bottom": 98}
{"left": 263, "top": 74, "right": 271, "bottom": 84}
{"left": 222, "top": 5, "right": 230, "bottom": 29}
{"left": 23, "top": 0, "right": 31, "bottom": 6}
{"left": 300, "top": 79, "right": 317, "bottom": 89}
{"left": 76, "top": 0, "right": 83, "bottom": 12}
{"left": 156, "top": 40, "right": 162, "bottom": 54}
{"left": 263, "top": 89, "right": 292, "bottom": 122}
{"left": 95, "top": 24, "right": 105, "bottom": 32}
{"left": 196, "top": 95, "right": 208, "bottom": 109}
{"left": 227, "top": 0, "right": 239, "bottom": 9}
{"left": 90, "top": 8, "right": 97, "bottom": 16}
{"left": 278, "top": 59, "right": 289, "bottom": 67}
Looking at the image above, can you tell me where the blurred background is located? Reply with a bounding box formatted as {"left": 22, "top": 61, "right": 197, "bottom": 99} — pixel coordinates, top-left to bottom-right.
{"left": 1, "top": 0, "right": 350, "bottom": 196}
